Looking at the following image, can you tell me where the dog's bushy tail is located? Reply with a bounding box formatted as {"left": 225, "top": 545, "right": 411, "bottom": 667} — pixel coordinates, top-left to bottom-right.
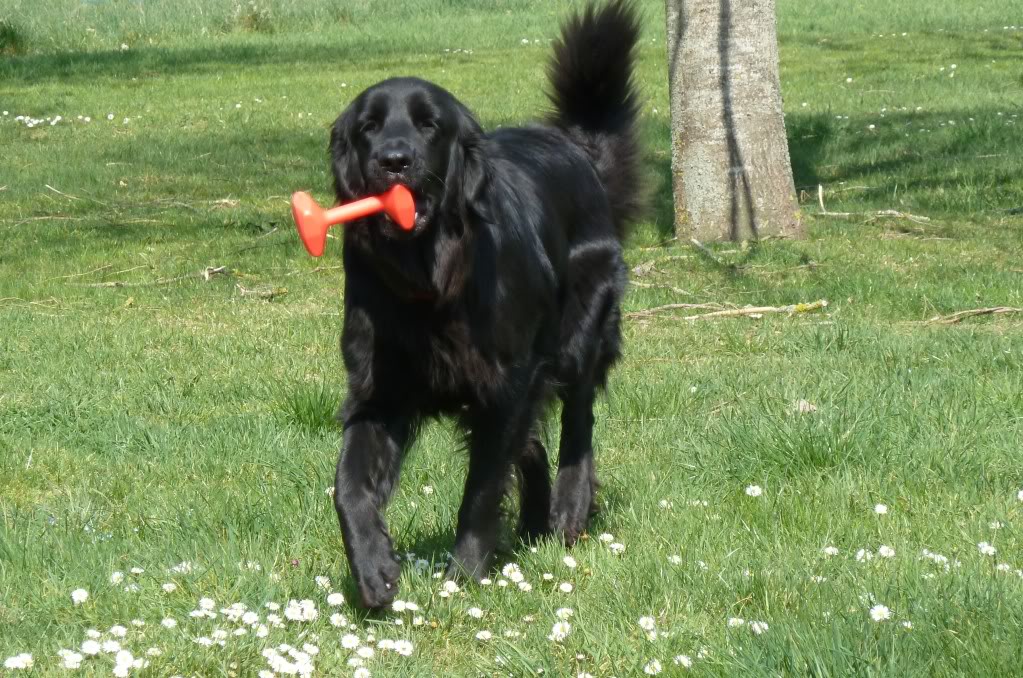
{"left": 547, "top": 0, "right": 644, "bottom": 239}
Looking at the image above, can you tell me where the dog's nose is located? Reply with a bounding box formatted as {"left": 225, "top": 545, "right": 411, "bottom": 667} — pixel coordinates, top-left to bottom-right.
{"left": 378, "top": 148, "right": 412, "bottom": 174}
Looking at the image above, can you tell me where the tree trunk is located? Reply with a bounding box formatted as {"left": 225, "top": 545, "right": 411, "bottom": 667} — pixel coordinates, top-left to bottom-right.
{"left": 664, "top": 0, "right": 803, "bottom": 241}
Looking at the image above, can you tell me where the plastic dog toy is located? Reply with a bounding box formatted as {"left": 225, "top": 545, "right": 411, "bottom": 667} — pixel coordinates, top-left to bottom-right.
{"left": 291, "top": 185, "right": 416, "bottom": 257}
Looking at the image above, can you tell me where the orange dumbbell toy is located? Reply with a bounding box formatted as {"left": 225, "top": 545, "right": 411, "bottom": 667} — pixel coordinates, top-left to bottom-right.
{"left": 291, "top": 184, "right": 416, "bottom": 257}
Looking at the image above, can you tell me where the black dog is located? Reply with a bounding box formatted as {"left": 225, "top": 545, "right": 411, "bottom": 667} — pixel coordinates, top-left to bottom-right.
{"left": 329, "top": 0, "right": 642, "bottom": 608}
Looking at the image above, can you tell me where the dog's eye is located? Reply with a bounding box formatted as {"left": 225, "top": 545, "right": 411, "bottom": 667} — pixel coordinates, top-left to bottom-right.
{"left": 359, "top": 120, "right": 379, "bottom": 134}
{"left": 416, "top": 119, "right": 437, "bottom": 132}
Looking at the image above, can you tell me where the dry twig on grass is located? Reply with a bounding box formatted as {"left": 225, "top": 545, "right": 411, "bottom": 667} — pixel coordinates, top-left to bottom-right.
{"left": 628, "top": 299, "right": 829, "bottom": 322}
{"left": 631, "top": 255, "right": 692, "bottom": 277}
{"left": 76, "top": 266, "right": 229, "bottom": 288}
{"left": 814, "top": 184, "right": 931, "bottom": 224}
{"left": 625, "top": 303, "right": 726, "bottom": 319}
{"left": 236, "top": 284, "right": 287, "bottom": 301}
{"left": 921, "top": 307, "right": 1023, "bottom": 324}
{"left": 629, "top": 280, "right": 692, "bottom": 295}
{"left": 286, "top": 265, "right": 343, "bottom": 276}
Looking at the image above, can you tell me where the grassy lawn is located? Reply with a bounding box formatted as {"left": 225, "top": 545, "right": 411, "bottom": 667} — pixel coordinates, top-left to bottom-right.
{"left": 2, "top": 0, "right": 1023, "bottom": 675}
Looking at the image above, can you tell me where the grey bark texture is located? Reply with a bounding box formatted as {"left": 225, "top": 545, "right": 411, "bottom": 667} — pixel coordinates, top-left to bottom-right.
{"left": 664, "top": 0, "right": 804, "bottom": 241}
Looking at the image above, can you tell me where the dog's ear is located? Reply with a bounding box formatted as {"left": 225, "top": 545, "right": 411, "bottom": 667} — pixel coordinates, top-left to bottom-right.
{"left": 329, "top": 106, "right": 365, "bottom": 202}
{"left": 446, "top": 103, "right": 489, "bottom": 222}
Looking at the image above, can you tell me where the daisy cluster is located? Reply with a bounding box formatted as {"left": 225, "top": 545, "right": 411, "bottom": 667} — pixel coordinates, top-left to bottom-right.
{"left": 4, "top": 485, "right": 1021, "bottom": 673}
{"left": 3, "top": 110, "right": 137, "bottom": 128}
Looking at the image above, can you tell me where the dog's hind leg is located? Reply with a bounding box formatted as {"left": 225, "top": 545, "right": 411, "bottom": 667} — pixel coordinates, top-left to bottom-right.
{"left": 551, "top": 245, "right": 625, "bottom": 546}
{"left": 334, "top": 404, "right": 415, "bottom": 609}
{"left": 550, "top": 384, "right": 599, "bottom": 546}
{"left": 517, "top": 433, "right": 552, "bottom": 543}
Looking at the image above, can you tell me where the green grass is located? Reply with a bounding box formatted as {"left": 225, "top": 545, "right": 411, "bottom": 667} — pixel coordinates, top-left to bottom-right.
{"left": 2, "top": 0, "right": 1023, "bottom": 675}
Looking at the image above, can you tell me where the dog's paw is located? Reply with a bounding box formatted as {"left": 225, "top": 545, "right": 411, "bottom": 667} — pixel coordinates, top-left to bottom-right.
{"left": 446, "top": 545, "right": 493, "bottom": 582}
{"left": 550, "top": 468, "right": 595, "bottom": 547}
{"left": 518, "top": 515, "right": 552, "bottom": 544}
{"left": 351, "top": 548, "right": 402, "bottom": 609}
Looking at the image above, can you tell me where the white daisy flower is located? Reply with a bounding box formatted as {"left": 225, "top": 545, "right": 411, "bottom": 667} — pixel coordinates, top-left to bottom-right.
{"left": 563, "top": 555, "right": 577, "bottom": 569}
{"left": 750, "top": 621, "right": 769, "bottom": 635}
{"left": 3, "top": 654, "right": 33, "bottom": 670}
{"left": 745, "top": 485, "right": 763, "bottom": 497}
{"left": 727, "top": 617, "right": 745, "bottom": 627}
{"left": 548, "top": 621, "right": 571, "bottom": 642}
{"left": 71, "top": 588, "right": 89, "bottom": 605}
{"left": 874, "top": 504, "right": 888, "bottom": 515}
{"left": 162, "top": 583, "right": 177, "bottom": 593}
{"left": 110, "top": 571, "right": 125, "bottom": 585}
{"left": 559, "top": 582, "right": 574, "bottom": 593}
{"left": 609, "top": 542, "right": 626, "bottom": 555}
{"left": 978, "top": 542, "right": 997, "bottom": 556}
{"left": 639, "top": 616, "right": 656, "bottom": 631}
{"left": 161, "top": 618, "right": 177, "bottom": 629}
{"left": 822, "top": 546, "right": 839, "bottom": 557}
{"left": 856, "top": 549, "right": 874, "bottom": 562}
{"left": 341, "top": 634, "right": 360, "bottom": 650}
{"left": 315, "top": 576, "right": 331, "bottom": 590}
{"left": 878, "top": 545, "right": 896, "bottom": 558}
{"left": 644, "top": 659, "right": 663, "bottom": 674}
{"left": 475, "top": 630, "right": 492, "bottom": 641}
{"left": 326, "top": 592, "right": 345, "bottom": 606}
{"left": 869, "top": 605, "right": 892, "bottom": 622}
{"left": 674, "top": 655, "right": 693, "bottom": 668}
{"left": 598, "top": 533, "right": 614, "bottom": 543}
{"left": 61, "top": 651, "right": 84, "bottom": 669}
{"left": 556, "top": 607, "right": 574, "bottom": 620}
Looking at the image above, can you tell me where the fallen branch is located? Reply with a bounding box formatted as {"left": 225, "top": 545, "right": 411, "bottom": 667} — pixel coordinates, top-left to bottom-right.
{"left": 286, "top": 265, "right": 343, "bottom": 276}
{"left": 45, "top": 184, "right": 110, "bottom": 207}
{"left": 683, "top": 299, "right": 828, "bottom": 321}
{"left": 868, "top": 209, "right": 931, "bottom": 225}
{"left": 631, "top": 255, "right": 692, "bottom": 277}
{"left": 628, "top": 299, "right": 828, "bottom": 321}
{"left": 44, "top": 264, "right": 114, "bottom": 282}
{"left": 236, "top": 284, "right": 287, "bottom": 301}
{"left": 814, "top": 184, "right": 931, "bottom": 224}
{"left": 816, "top": 184, "right": 853, "bottom": 218}
{"left": 76, "top": 266, "right": 229, "bottom": 288}
{"left": 626, "top": 302, "right": 726, "bottom": 319}
{"left": 922, "top": 307, "right": 1023, "bottom": 324}
{"left": 629, "top": 280, "right": 692, "bottom": 295}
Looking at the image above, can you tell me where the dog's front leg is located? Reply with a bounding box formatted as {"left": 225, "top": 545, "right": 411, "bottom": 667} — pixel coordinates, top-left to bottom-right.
{"left": 448, "top": 394, "right": 538, "bottom": 581}
{"left": 334, "top": 406, "right": 413, "bottom": 608}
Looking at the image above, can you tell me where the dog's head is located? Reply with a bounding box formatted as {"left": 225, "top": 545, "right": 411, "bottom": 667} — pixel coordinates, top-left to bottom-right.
{"left": 330, "top": 77, "right": 487, "bottom": 237}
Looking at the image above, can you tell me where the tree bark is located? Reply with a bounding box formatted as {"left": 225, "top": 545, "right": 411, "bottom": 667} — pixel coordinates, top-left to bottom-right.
{"left": 664, "top": 0, "right": 804, "bottom": 241}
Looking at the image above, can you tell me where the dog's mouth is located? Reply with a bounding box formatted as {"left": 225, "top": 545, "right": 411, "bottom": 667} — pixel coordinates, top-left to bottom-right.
{"left": 384, "top": 193, "right": 433, "bottom": 233}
